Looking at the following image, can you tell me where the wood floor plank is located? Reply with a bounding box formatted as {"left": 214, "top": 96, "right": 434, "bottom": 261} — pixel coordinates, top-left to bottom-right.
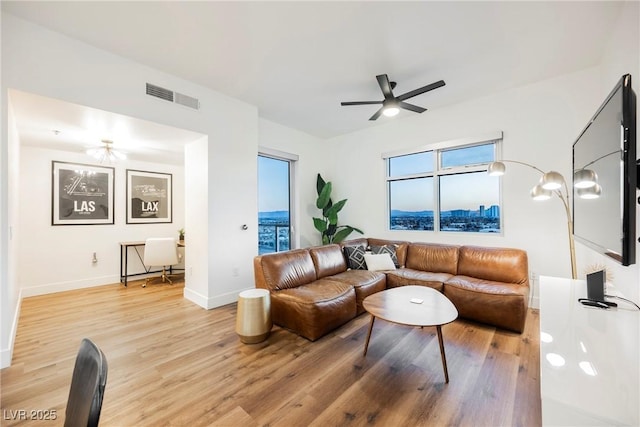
{"left": 1, "top": 280, "right": 542, "bottom": 426}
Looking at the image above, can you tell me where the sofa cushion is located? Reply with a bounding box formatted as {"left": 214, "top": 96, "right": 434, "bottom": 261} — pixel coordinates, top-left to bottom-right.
{"left": 385, "top": 268, "right": 451, "bottom": 292}
{"left": 328, "top": 270, "right": 386, "bottom": 314}
{"left": 341, "top": 238, "right": 369, "bottom": 249}
{"left": 457, "top": 246, "right": 529, "bottom": 286}
{"left": 370, "top": 244, "right": 399, "bottom": 267}
{"left": 309, "top": 244, "right": 348, "bottom": 279}
{"left": 343, "top": 245, "right": 367, "bottom": 270}
{"left": 270, "top": 279, "right": 357, "bottom": 341}
{"left": 406, "top": 243, "right": 459, "bottom": 275}
{"left": 257, "top": 249, "right": 316, "bottom": 290}
{"left": 444, "top": 275, "right": 529, "bottom": 333}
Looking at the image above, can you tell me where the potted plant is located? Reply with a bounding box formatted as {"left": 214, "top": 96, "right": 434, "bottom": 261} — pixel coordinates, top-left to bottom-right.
{"left": 313, "top": 173, "right": 363, "bottom": 244}
{"left": 178, "top": 228, "right": 185, "bottom": 241}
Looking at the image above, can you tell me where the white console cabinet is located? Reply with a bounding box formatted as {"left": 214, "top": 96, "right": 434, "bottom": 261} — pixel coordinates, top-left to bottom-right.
{"left": 540, "top": 276, "right": 639, "bottom": 426}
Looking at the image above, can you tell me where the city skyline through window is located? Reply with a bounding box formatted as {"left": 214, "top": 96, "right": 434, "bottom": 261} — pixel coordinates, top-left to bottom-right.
{"left": 258, "top": 155, "right": 290, "bottom": 254}
{"left": 388, "top": 140, "right": 501, "bottom": 233}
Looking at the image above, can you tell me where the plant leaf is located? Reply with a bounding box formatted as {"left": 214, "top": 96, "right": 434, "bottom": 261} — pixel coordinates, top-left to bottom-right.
{"left": 349, "top": 226, "right": 364, "bottom": 235}
{"left": 333, "top": 227, "right": 357, "bottom": 243}
{"left": 316, "top": 173, "right": 326, "bottom": 196}
{"left": 328, "top": 211, "right": 338, "bottom": 225}
{"left": 325, "top": 199, "right": 347, "bottom": 218}
{"left": 313, "top": 217, "right": 327, "bottom": 232}
{"left": 316, "top": 182, "right": 332, "bottom": 209}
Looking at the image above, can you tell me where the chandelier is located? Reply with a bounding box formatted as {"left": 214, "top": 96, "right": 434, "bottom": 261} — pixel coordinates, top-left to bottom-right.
{"left": 86, "top": 140, "right": 126, "bottom": 163}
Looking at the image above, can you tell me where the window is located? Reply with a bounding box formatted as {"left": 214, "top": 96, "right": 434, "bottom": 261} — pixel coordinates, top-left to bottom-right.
{"left": 258, "top": 150, "right": 297, "bottom": 254}
{"left": 386, "top": 133, "right": 502, "bottom": 233}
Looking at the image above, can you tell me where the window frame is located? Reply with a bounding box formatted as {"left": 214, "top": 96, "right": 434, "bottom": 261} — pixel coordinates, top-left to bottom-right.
{"left": 383, "top": 131, "right": 503, "bottom": 235}
{"left": 258, "top": 147, "right": 299, "bottom": 252}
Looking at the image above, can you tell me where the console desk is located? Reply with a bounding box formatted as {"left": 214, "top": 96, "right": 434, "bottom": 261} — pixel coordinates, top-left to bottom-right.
{"left": 119, "top": 240, "right": 185, "bottom": 286}
{"left": 540, "top": 276, "right": 639, "bottom": 426}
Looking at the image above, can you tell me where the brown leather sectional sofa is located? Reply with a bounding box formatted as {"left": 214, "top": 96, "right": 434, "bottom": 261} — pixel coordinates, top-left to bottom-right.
{"left": 253, "top": 238, "right": 529, "bottom": 341}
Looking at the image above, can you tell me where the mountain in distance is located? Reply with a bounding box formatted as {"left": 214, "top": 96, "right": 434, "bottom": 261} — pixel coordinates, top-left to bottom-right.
{"left": 390, "top": 210, "right": 434, "bottom": 217}
{"left": 259, "top": 210, "right": 289, "bottom": 220}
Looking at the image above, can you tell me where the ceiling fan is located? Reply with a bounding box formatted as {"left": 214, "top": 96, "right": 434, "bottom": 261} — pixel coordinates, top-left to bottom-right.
{"left": 341, "top": 74, "right": 445, "bottom": 121}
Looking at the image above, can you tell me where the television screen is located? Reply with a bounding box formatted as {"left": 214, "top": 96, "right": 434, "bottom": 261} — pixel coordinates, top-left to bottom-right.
{"left": 573, "top": 74, "right": 636, "bottom": 266}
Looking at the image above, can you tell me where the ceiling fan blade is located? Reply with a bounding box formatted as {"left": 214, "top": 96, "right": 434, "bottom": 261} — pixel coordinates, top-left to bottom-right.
{"left": 397, "top": 80, "right": 445, "bottom": 101}
{"left": 376, "top": 74, "right": 395, "bottom": 100}
{"left": 399, "top": 101, "right": 426, "bottom": 114}
{"left": 341, "top": 101, "right": 383, "bottom": 106}
{"left": 369, "top": 106, "right": 385, "bottom": 121}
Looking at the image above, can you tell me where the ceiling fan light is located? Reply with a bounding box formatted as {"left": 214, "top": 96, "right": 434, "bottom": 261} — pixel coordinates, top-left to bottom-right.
{"left": 573, "top": 169, "right": 598, "bottom": 189}
{"left": 487, "top": 162, "right": 506, "bottom": 176}
{"left": 540, "top": 171, "right": 564, "bottom": 190}
{"left": 383, "top": 106, "right": 399, "bottom": 117}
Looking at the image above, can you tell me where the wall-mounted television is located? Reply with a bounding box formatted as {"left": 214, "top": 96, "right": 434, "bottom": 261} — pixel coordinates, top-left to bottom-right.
{"left": 573, "top": 74, "right": 636, "bottom": 266}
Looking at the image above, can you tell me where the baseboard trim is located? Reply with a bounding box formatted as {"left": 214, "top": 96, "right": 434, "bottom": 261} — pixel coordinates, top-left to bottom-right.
{"left": 0, "top": 289, "right": 22, "bottom": 368}
{"left": 183, "top": 287, "right": 250, "bottom": 310}
{"left": 20, "top": 275, "right": 121, "bottom": 298}
{"left": 183, "top": 287, "right": 208, "bottom": 308}
{"left": 531, "top": 295, "right": 540, "bottom": 310}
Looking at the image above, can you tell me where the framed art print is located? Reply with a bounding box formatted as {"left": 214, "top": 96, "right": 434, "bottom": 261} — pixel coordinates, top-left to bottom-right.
{"left": 52, "top": 161, "right": 115, "bottom": 225}
{"left": 126, "top": 169, "right": 173, "bottom": 224}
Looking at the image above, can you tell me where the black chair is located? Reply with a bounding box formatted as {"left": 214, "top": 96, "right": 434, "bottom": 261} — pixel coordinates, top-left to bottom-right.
{"left": 64, "top": 338, "right": 108, "bottom": 427}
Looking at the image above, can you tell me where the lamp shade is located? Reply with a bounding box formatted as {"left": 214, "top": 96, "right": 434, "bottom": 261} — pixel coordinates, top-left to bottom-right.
{"left": 577, "top": 184, "right": 602, "bottom": 199}
{"left": 530, "top": 184, "right": 552, "bottom": 200}
{"left": 573, "top": 169, "right": 598, "bottom": 189}
{"left": 540, "top": 171, "right": 564, "bottom": 190}
{"left": 487, "top": 162, "right": 506, "bottom": 176}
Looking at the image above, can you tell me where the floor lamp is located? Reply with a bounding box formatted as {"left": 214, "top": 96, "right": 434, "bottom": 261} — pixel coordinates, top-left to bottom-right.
{"left": 487, "top": 160, "right": 590, "bottom": 280}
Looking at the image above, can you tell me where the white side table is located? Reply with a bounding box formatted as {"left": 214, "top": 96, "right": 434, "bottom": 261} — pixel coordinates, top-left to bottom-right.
{"left": 236, "top": 289, "right": 272, "bottom": 344}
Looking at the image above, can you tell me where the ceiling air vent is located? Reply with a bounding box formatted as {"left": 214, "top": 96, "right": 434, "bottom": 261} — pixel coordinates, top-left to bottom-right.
{"left": 146, "top": 83, "right": 173, "bottom": 102}
{"left": 146, "top": 83, "right": 200, "bottom": 110}
{"left": 174, "top": 92, "right": 200, "bottom": 110}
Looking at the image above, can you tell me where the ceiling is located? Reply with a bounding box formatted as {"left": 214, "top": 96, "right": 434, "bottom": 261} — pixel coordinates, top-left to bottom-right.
{"left": 2, "top": 1, "right": 625, "bottom": 159}
{"left": 8, "top": 89, "right": 206, "bottom": 165}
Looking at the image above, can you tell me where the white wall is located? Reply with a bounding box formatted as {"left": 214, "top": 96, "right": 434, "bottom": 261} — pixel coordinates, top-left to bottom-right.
{"left": 183, "top": 137, "right": 209, "bottom": 306}
{"left": 258, "top": 118, "right": 326, "bottom": 249}
{"left": 575, "top": 0, "right": 640, "bottom": 303}
{"left": 325, "top": 67, "right": 605, "bottom": 306}
{"left": 17, "top": 145, "right": 185, "bottom": 295}
{"left": 1, "top": 13, "right": 259, "bottom": 366}
{"left": 0, "top": 101, "right": 22, "bottom": 367}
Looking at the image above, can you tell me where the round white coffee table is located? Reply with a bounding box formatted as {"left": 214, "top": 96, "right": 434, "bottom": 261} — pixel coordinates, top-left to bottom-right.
{"left": 363, "top": 285, "right": 458, "bottom": 382}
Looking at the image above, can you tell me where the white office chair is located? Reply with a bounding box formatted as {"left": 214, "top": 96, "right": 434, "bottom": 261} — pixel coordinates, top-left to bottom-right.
{"left": 142, "top": 237, "right": 180, "bottom": 287}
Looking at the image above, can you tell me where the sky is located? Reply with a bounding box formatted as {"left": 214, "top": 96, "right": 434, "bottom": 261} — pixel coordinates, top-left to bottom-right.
{"left": 389, "top": 143, "right": 499, "bottom": 211}
{"left": 258, "top": 143, "right": 500, "bottom": 214}
{"left": 258, "top": 155, "right": 290, "bottom": 212}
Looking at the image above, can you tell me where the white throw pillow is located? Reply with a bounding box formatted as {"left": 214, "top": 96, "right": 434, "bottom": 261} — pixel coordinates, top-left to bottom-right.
{"left": 363, "top": 253, "right": 396, "bottom": 271}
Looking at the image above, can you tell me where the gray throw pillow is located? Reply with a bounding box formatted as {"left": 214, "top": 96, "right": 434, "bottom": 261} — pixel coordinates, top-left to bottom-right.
{"left": 343, "top": 245, "right": 367, "bottom": 270}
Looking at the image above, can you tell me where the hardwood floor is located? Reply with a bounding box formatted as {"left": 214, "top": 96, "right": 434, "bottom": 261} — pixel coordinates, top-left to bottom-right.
{"left": 1, "top": 280, "right": 541, "bottom": 426}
